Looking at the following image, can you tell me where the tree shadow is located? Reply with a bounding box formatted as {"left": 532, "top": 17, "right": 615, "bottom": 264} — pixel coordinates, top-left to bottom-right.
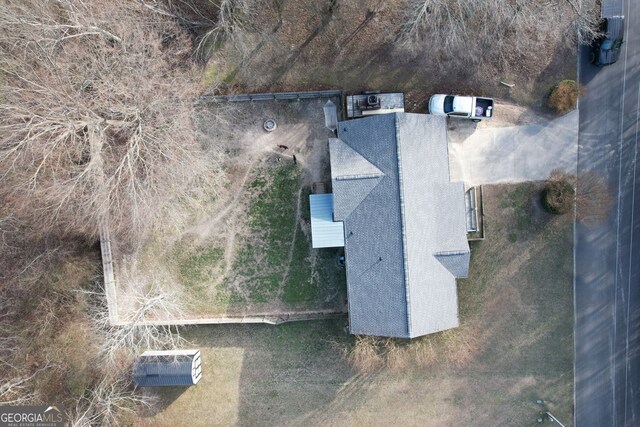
{"left": 139, "top": 386, "right": 190, "bottom": 418}
{"left": 140, "top": 320, "right": 360, "bottom": 426}
{"left": 578, "top": 44, "right": 599, "bottom": 86}
{"left": 235, "top": 320, "right": 357, "bottom": 426}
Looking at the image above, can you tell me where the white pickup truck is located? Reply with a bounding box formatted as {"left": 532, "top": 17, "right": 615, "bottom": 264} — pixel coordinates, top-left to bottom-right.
{"left": 428, "top": 94, "right": 494, "bottom": 122}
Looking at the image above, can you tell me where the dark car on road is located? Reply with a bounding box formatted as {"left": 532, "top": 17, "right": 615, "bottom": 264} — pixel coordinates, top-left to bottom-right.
{"left": 592, "top": 16, "right": 625, "bottom": 66}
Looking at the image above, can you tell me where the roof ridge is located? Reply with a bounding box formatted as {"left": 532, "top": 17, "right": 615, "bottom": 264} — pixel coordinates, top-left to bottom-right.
{"left": 393, "top": 113, "right": 412, "bottom": 337}
{"left": 334, "top": 173, "right": 384, "bottom": 181}
{"left": 434, "top": 250, "right": 469, "bottom": 256}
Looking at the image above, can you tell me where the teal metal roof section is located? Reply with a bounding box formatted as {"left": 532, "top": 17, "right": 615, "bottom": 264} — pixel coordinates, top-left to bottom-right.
{"left": 310, "top": 194, "right": 345, "bottom": 248}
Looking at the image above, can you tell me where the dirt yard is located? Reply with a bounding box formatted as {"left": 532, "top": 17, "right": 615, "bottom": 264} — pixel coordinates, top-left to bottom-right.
{"left": 112, "top": 97, "right": 347, "bottom": 319}
{"left": 138, "top": 183, "right": 574, "bottom": 426}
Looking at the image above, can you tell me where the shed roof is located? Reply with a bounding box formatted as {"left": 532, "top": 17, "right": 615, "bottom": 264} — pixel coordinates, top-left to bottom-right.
{"left": 133, "top": 350, "right": 201, "bottom": 387}
{"left": 332, "top": 113, "right": 469, "bottom": 338}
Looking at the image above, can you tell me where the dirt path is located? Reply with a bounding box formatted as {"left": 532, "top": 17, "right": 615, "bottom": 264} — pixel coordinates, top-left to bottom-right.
{"left": 187, "top": 159, "right": 259, "bottom": 240}
{"left": 278, "top": 186, "right": 303, "bottom": 295}
{"left": 224, "top": 222, "right": 237, "bottom": 276}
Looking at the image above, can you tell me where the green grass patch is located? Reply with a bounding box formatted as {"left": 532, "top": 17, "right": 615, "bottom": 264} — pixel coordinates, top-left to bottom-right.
{"left": 472, "top": 185, "right": 573, "bottom": 380}
{"left": 174, "top": 243, "right": 224, "bottom": 287}
{"left": 281, "top": 224, "right": 313, "bottom": 304}
{"left": 170, "top": 242, "right": 226, "bottom": 309}
{"left": 222, "top": 69, "right": 238, "bottom": 85}
{"left": 160, "top": 159, "right": 346, "bottom": 314}
{"left": 231, "top": 163, "right": 301, "bottom": 303}
{"left": 228, "top": 162, "right": 346, "bottom": 310}
{"left": 248, "top": 176, "right": 267, "bottom": 190}
{"left": 300, "top": 185, "right": 312, "bottom": 222}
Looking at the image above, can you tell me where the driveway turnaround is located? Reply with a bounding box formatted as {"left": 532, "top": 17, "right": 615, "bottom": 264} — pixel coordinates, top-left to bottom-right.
{"left": 448, "top": 110, "right": 578, "bottom": 185}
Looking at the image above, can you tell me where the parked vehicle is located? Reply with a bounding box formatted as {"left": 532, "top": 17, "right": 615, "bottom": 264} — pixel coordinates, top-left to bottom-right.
{"left": 591, "top": 16, "right": 624, "bottom": 66}
{"left": 428, "top": 95, "right": 494, "bottom": 122}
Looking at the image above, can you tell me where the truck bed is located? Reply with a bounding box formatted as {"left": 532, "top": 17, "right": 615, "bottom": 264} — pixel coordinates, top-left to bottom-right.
{"left": 472, "top": 98, "right": 494, "bottom": 118}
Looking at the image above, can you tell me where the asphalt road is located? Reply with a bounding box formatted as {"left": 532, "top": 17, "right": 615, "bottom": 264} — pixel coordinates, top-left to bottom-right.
{"left": 574, "top": 1, "right": 640, "bottom": 426}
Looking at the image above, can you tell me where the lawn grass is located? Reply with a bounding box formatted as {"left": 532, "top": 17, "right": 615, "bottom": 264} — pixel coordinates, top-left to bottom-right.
{"left": 228, "top": 161, "right": 346, "bottom": 310}
{"left": 169, "top": 160, "right": 346, "bottom": 314}
{"left": 174, "top": 244, "right": 225, "bottom": 288}
{"left": 233, "top": 162, "right": 301, "bottom": 303}
{"left": 140, "top": 183, "right": 573, "bottom": 426}
{"left": 281, "top": 224, "right": 313, "bottom": 304}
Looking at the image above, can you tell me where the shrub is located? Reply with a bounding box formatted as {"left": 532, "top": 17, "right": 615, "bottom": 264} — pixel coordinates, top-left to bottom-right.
{"left": 547, "top": 80, "right": 583, "bottom": 114}
{"left": 542, "top": 176, "right": 575, "bottom": 215}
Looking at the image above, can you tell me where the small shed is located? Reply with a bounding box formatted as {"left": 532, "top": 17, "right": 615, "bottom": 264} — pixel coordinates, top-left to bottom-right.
{"left": 133, "top": 350, "right": 202, "bottom": 387}
{"left": 324, "top": 100, "right": 338, "bottom": 131}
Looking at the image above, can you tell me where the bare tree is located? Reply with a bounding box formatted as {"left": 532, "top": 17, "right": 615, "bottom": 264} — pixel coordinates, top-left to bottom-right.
{"left": 0, "top": 0, "right": 225, "bottom": 243}
{"left": 544, "top": 169, "right": 613, "bottom": 225}
{"left": 145, "top": 0, "right": 256, "bottom": 61}
{"left": 400, "top": 0, "right": 600, "bottom": 71}
{"left": 69, "top": 373, "right": 154, "bottom": 427}
{"left": 194, "top": 0, "right": 255, "bottom": 60}
{"left": 0, "top": 364, "right": 52, "bottom": 406}
{"left": 576, "top": 170, "right": 613, "bottom": 225}
{"left": 90, "top": 279, "right": 188, "bottom": 368}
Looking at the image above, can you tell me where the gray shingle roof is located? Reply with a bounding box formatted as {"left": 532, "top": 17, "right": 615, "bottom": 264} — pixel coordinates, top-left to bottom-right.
{"left": 329, "top": 138, "right": 386, "bottom": 221}
{"left": 329, "top": 138, "right": 385, "bottom": 180}
{"left": 333, "top": 113, "right": 470, "bottom": 338}
{"left": 435, "top": 251, "right": 471, "bottom": 278}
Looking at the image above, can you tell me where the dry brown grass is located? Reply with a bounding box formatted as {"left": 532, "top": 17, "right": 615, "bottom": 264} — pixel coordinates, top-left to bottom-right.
{"left": 0, "top": 227, "right": 99, "bottom": 406}
{"left": 385, "top": 342, "right": 410, "bottom": 371}
{"left": 344, "top": 326, "right": 481, "bottom": 374}
{"left": 345, "top": 336, "right": 385, "bottom": 373}
{"left": 0, "top": 205, "right": 167, "bottom": 423}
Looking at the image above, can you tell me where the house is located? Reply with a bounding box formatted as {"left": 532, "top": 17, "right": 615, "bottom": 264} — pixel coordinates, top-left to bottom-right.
{"left": 133, "top": 350, "right": 202, "bottom": 387}
{"left": 310, "top": 112, "right": 470, "bottom": 338}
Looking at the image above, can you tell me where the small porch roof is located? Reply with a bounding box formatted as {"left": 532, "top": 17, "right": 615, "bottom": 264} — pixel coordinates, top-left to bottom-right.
{"left": 310, "top": 194, "right": 345, "bottom": 248}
